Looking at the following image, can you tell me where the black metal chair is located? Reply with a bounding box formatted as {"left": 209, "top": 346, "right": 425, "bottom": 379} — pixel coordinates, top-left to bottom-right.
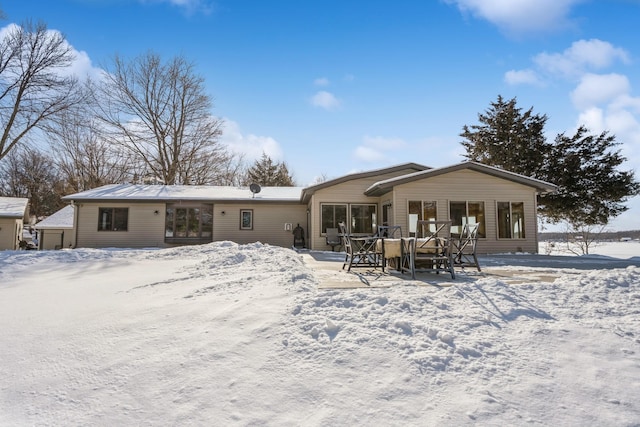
{"left": 338, "top": 222, "right": 382, "bottom": 272}
{"left": 411, "top": 220, "right": 455, "bottom": 279}
{"left": 325, "top": 227, "right": 341, "bottom": 251}
{"left": 452, "top": 223, "right": 481, "bottom": 271}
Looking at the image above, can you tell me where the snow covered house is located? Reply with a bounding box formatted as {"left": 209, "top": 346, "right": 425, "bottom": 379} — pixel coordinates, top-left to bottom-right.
{"left": 0, "top": 197, "right": 29, "bottom": 251}
{"left": 62, "top": 161, "right": 557, "bottom": 254}
{"left": 34, "top": 205, "right": 75, "bottom": 250}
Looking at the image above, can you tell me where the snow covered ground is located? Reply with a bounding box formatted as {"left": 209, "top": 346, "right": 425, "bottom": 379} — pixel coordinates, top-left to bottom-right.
{"left": 1, "top": 241, "right": 639, "bottom": 426}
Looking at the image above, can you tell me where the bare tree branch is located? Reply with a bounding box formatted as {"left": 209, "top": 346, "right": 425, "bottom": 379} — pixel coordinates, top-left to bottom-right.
{"left": 0, "top": 21, "right": 82, "bottom": 161}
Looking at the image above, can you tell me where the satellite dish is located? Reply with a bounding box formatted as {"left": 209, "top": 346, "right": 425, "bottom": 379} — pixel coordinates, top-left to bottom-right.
{"left": 249, "top": 183, "right": 261, "bottom": 198}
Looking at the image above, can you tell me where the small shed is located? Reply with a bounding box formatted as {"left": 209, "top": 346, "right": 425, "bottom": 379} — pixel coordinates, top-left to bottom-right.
{"left": 0, "top": 197, "right": 29, "bottom": 250}
{"left": 34, "top": 205, "right": 75, "bottom": 250}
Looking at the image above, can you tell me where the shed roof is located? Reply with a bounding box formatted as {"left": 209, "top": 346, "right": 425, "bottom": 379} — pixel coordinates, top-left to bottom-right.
{"left": 35, "top": 205, "right": 75, "bottom": 229}
{"left": 364, "top": 161, "right": 558, "bottom": 196}
{"left": 0, "top": 197, "right": 29, "bottom": 219}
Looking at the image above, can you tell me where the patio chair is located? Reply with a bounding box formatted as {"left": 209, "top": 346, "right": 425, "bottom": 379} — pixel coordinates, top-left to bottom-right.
{"left": 338, "top": 222, "right": 382, "bottom": 272}
{"left": 325, "top": 227, "right": 342, "bottom": 251}
{"left": 376, "top": 225, "right": 402, "bottom": 238}
{"left": 411, "top": 220, "right": 455, "bottom": 279}
{"left": 452, "top": 223, "right": 481, "bottom": 271}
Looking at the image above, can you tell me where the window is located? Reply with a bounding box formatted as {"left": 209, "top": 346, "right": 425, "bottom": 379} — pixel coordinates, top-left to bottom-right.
{"left": 450, "top": 201, "right": 485, "bottom": 238}
{"left": 165, "top": 204, "right": 213, "bottom": 241}
{"left": 498, "top": 202, "right": 525, "bottom": 239}
{"left": 408, "top": 201, "right": 437, "bottom": 236}
{"left": 350, "top": 204, "right": 377, "bottom": 234}
{"left": 321, "top": 204, "right": 347, "bottom": 234}
{"left": 98, "top": 208, "right": 128, "bottom": 231}
{"left": 320, "top": 203, "right": 376, "bottom": 235}
{"left": 240, "top": 209, "right": 253, "bottom": 230}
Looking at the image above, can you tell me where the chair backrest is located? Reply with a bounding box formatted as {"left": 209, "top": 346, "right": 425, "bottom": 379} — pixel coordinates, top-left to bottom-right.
{"left": 415, "top": 220, "right": 452, "bottom": 253}
{"left": 377, "top": 225, "right": 402, "bottom": 238}
{"left": 338, "top": 222, "right": 353, "bottom": 252}
{"left": 326, "top": 227, "right": 341, "bottom": 245}
{"left": 458, "top": 223, "right": 479, "bottom": 254}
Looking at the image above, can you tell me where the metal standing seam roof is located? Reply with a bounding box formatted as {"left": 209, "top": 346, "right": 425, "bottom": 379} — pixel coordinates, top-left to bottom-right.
{"left": 62, "top": 184, "right": 305, "bottom": 202}
{"left": 0, "top": 197, "right": 29, "bottom": 218}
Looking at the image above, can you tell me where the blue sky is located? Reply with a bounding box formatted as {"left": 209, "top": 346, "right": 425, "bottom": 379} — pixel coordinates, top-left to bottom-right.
{"left": 3, "top": 0, "right": 640, "bottom": 231}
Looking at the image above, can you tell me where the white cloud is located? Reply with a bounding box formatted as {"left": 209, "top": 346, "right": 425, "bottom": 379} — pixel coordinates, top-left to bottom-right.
{"left": 310, "top": 91, "right": 341, "bottom": 111}
{"left": 140, "top": 0, "right": 214, "bottom": 14}
{"left": 0, "top": 24, "right": 103, "bottom": 82}
{"left": 571, "top": 73, "right": 630, "bottom": 110}
{"left": 353, "top": 135, "right": 407, "bottom": 163}
{"left": 219, "top": 119, "right": 283, "bottom": 161}
{"left": 534, "top": 39, "right": 630, "bottom": 78}
{"left": 444, "top": 0, "right": 582, "bottom": 35}
{"left": 353, "top": 146, "right": 386, "bottom": 163}
{"left": 504, "top": 69, "right": 542, "bottom": 86}
{"left": 314, "top": 77, "right": 330, "bottom": 86}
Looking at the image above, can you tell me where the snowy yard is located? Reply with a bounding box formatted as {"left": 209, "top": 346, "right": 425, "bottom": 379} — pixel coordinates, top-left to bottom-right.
{"left": 1, "top": 241, "right": 639, "bottom": 426}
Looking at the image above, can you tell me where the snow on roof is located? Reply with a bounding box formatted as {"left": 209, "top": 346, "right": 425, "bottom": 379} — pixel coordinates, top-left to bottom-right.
{"left": 0, "top": 197, "right": 29, "bottom": 218}
{"left": 63, "top": 184, "right": 304, "bottom": 202}
{"left": 35, "top": 205, "right": 75, "bottom": 229}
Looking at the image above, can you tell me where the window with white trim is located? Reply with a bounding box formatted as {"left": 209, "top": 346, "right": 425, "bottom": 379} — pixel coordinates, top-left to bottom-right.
{"left": 408, "top": 200, "right": 437, "bottom": 236}
{"left": 165, "top": 204, "right": 213, "bottom": 241}
{"left": 320, "top": 203, "right": 376, "bottom": 235}
{"left": 449, "top": 201, "right": 485, "bottom": 238}
{"left": 497, "top": 202, "right": 525, "bottom": 239}
{"left": 98, "top": 208, "right": 128, "bottom": 231}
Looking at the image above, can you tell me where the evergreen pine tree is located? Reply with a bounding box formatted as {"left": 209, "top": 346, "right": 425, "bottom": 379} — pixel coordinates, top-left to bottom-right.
{"left": 246, "top": 153, "right": 295, "bottom": 186}
{"left": 460, "top": 95, "right": 640, "bottom": 227}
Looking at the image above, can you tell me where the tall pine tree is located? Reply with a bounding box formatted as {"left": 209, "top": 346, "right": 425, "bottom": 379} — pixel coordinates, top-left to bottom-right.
{"left": 460, "top": 95, "right": 549, "bottom": 179}
{"left": 460, "top": 95, "right": 640, "bottom": 227}
{"left": 245, "top": 153, "right": 295, "bottom": 186}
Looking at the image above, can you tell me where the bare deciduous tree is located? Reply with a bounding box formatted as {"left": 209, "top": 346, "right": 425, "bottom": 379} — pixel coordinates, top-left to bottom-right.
{"left": 95, "top": 52, "right": 228, "bottom": 185}
{"left": 49, "top": 111, "right": 134, "bottom": 192}
{"left": 0, "top": 146, "right": 63, "bottom": 218}
{"left": 0, "top": 21, "right": 82, "bottom": 161}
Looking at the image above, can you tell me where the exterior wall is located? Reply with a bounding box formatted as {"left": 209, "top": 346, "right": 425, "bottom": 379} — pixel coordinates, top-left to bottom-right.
{"left": 307, "top": 170, "right": 406, "bottom": 250}
{"left": 75, "top": 201, "right": 307, "bottom": 249}
{"left": 391, "top": 169, "right": 540, "bottom": 254}
{"left": 38, "top": 228, "right": 75, "bottom": 250}
{"left": 76, "top": 202, "right": 168, "bottom": 248}
{"left": 0, "top": 218, "right": 21, "bottom": 250}
{"left": 212, "top": 203, "right": 307, "bottom": 248}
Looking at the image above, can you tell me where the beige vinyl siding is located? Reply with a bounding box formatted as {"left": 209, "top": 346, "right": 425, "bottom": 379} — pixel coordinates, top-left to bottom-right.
{"left": 38, "top": 228, "right": 75, "bottom": 250}
{"left": 212, "top": 203, "right": 307, "bottom": 248}
{"left": 76, "top": 203, "right": 167, "bottom": 248}
{"left": 0, "top": 218, "right": 21, "bottom": 250}
{"left": 392, "top": 169, "right": 539, "bottom": 254}
{"left": 308, "top": 174, "right": 400, "bottom": 250}
{"left": 76, "top": 202, "right": 307, "bottom": 249}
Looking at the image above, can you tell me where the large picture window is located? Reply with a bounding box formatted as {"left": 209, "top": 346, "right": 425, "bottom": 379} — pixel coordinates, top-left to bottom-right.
{"left": 98, "top": 208, "right": 128, "bottom": 231}
{"left": 450, "top": 201, "right": 485, "bottom": 238}
{"left": 320, "top": 203, "right": 376, "bottom": 235}
{"left": 497, "top": 202, "right": 525, "bottom": 239}
{"left": 408, "top": 200, "right": 437, "bottom": 236}
{"left": 165, "top": 204, "right": 213, "bottom": 241}
{"left": 321, "top": 204, "right": 347, "bottom": 234}
{"left": 350, "top": 204, "right": 376, "bottom": 234}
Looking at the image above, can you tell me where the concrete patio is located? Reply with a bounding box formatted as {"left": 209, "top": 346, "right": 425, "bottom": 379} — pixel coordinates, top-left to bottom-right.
{"left": 299, "top": 249, "right": 640, "bottom": 289}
